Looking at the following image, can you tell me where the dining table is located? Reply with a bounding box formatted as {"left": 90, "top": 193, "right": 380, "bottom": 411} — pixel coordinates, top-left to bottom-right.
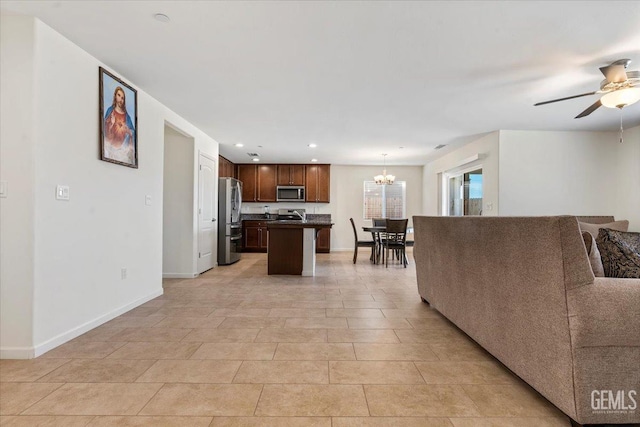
{"left": 362, "top": 226, "right": 386, "bottom": 264}
{"left": 363, "top": 224, "right": 414, "bottom": 265}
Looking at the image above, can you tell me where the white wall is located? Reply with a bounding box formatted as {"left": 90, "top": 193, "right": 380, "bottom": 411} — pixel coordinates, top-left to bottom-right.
{"left": 499, "top": 130, "right": 619, "bottom": 216}
{"left": 614, "top": 125, "right": 640, "bottom": 231}
{"left": 421, "top": 128, "right": 639, "bottom": 233}
{"left": 0, "top": 16, "right": 36, "bottom": 357}
{"left": 1, "top": 17, "right": 219, "bottom": 358}
{"left": 423, "top": 132, "right": 500, "bottom": 216}
{"left": 163, "top": 126, "right": 195, "bottom": 277}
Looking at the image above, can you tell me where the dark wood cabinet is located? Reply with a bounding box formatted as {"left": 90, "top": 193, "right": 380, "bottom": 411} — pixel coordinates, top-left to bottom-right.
{"left": 219, "top": 156, "right": 236, "bottom": 178}
{"left": 239, "top": 163, "right": 329, "bottom": 203}
{"left": 315, "top": 228, "right": 330, "bottom": 253}
{"left": 237, "top": 164, "right": 258, "bottom": 202}
{"left": 238, "top": 164, "right": 277, "bottom": 202}
{"left": 305, "top": 164, "right": 330, "bottom": 203}
{"left": 242, "top": 220, "right": 269, "bottom": 252}
{"left": 277, "top": 165, "right": 305, "bottom": 186}
{"left": 257, "top": 164, "right": 277, "bottom": 202}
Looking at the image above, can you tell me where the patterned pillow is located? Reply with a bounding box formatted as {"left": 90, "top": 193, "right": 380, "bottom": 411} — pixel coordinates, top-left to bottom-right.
{"left": 596, "top": 229, "right": 640, "bottom": 278}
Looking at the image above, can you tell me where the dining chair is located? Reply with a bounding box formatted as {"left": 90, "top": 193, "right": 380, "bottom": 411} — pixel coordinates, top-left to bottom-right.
{"left": 385, "top": 218, "right": 408, "bottom": 268}
{"left": 350, "top": 218, "right": 377, "bottom": 264}
{"left": 371, "top": 218, "right": 387, "bottom": 263}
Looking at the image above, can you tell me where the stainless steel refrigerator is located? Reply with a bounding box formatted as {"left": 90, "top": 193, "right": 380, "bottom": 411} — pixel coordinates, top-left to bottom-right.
{"left": 218, "top": 177, "right": 242, "bottom": 265}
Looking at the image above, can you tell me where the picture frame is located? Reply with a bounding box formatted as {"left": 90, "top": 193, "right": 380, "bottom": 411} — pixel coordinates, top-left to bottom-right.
{"left": 99, "top": 67, "right": 138, "bottom": 168}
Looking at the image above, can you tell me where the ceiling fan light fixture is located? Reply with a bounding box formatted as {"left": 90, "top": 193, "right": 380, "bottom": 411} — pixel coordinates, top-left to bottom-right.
{"left": 600, "top": 87, "right": 640, "bottom": 109}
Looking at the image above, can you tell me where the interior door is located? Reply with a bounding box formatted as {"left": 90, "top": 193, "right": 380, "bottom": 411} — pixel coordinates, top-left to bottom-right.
{"left": 198, "top": 153, "right": 216, "bottom": 273}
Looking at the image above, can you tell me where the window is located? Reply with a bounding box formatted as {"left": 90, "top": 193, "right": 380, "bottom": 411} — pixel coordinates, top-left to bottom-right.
{"left": 363, "top": 181, "right": 406, "bottom": 219}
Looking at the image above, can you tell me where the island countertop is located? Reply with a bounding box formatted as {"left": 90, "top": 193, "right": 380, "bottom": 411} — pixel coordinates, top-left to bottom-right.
{"left": 266, "top": 220, "right": 333, "bottom": 228}
{"left": 241, "top": 213, "right": 331, "bottom": 221}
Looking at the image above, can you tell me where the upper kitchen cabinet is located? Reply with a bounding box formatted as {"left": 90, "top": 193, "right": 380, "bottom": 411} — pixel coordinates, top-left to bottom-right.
{"left": 219, "top": 156, "right": 236, "bottom": 178}
{"left": 237, "top": 164, "right": 277, "bottom": 202}
{"left": 237, "top": 164, "right": 258, "bottom": 202}
{"left": 305, "top": 164, "right": 330, "bottom": 203}
{"left": 257, "top": 164, "right": 277, "bottom": 201}
{"left": 277, "top": 165, "right": 305, "bottom": 186}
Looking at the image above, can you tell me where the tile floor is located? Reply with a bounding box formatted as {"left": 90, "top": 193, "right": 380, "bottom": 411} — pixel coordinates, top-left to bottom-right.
{"left": 0, "top": 251, "right": 571, "bottom": 426}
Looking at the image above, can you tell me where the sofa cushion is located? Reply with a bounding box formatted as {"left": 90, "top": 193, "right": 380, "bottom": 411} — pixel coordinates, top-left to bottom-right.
{"left": 596, "top": 229, "right": 640, "bottom": 278}
{"left": 578, "top": 220, "right": 628, "bottom": 239}
{"left": 582, "top": 232, "right": 605, "bottom": 277}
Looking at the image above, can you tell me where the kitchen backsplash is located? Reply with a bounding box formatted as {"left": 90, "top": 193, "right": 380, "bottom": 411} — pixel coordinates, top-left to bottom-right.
{"left": 241, "top": 203, "right": 330, "bottom": 216}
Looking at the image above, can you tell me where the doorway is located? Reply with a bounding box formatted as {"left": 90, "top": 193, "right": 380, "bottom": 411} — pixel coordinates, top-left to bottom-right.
{"left": 163, "top": 125, "right": 218, "bottom": 277}
{"left": 445, "top": 168, "right": 483, "bottom": 216}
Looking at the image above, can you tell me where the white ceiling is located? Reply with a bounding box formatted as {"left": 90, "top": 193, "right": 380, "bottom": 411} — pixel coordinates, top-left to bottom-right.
{"left": 2, "top": 1, "right": 639, "bottom": 165}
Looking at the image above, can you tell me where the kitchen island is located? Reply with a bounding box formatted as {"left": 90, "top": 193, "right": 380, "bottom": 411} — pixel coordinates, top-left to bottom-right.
{"left": 266, "top": 220, "right": 333, "bottom": 276}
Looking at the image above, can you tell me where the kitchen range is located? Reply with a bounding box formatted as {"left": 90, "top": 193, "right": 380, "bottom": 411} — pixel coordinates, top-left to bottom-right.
{"left": 275, "top": 208, "right": 307, "bottom": 221}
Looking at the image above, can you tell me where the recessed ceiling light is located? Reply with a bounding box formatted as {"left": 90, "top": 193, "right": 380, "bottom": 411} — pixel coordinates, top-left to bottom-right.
{"left": 252, "top": 158, "right": 260, "bottom": 162}
{"left": 311, "top": 159, "right": 318, "bottom": 162}
{"left": 234, "top": 143, "right": 244, "bottom": 147}
{"left": 308, "top": 143, "right": 317, "bottom": 148}
{"left": 154, "top": 13, "right": 170, "bottom": 23}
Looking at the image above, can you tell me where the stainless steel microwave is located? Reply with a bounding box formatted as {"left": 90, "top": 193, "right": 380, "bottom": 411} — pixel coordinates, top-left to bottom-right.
{"left": 276, "top": 186, "right": 305, "bottom": 202}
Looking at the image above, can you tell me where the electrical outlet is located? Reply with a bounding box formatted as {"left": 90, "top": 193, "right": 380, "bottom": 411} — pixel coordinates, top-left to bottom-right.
{"left": 145, "top": 195, "right": 152, "bottom": 206}
{"left": 121, "top": 268, "right": 127, "bottom": 280}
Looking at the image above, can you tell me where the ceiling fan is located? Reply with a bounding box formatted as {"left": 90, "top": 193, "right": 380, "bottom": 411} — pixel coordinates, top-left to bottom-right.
{"left": 534, "top": 59, "right": 640, "bottom": 119}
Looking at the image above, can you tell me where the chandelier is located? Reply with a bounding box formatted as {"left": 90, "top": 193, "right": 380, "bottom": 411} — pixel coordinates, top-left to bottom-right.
{"left": 374, "top": 154, "right": 395, "bottom": 185}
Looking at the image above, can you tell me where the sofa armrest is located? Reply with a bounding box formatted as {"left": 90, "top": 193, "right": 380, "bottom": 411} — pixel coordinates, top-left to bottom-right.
{"left": 567, "top": 278, "right": 640, "bottom": 348}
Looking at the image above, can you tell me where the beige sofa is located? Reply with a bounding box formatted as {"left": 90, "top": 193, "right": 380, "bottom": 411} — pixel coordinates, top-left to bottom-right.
{"left": 412, "top": 215, "right": 640, "bottom": 426}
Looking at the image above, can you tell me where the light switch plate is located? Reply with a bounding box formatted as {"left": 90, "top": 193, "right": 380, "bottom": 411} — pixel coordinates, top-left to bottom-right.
{"left": 56, "top": 185, "right": 70, "bottom": 201}
{"left": 0, "top": 181, "right": 7, "bottom": 198}
{"left": 145, "top": 195, "right": 152, "bottom": 206}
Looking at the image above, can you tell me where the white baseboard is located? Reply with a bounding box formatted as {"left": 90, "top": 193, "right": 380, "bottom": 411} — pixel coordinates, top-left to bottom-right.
{"left": 0, "top": 346, "right": 35, "bottom": 359}
{"left": 162, "top": 273, "right": 198, "bottom": 279}
{"left": 0, "top": 289, "right": 164, "bottom": 360}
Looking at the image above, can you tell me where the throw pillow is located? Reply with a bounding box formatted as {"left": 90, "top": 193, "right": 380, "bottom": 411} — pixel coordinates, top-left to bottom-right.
{"left": 596, "top": 228, "right": 640, "bottom": 278}
{"left": 579, "top": 220, "right": 629, "bottom": 239}
{"left": 582, "top": 231, "right": 605, "bottom": 277}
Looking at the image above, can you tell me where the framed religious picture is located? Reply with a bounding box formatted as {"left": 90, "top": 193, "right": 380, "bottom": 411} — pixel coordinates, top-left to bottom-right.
{"left": 99, "top": 67, "right": 138, "bottom": 168}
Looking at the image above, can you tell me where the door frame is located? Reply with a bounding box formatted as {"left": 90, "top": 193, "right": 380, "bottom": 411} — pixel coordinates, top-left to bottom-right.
{"left": 442, "top": 164, "right": 483, "bottom": 216}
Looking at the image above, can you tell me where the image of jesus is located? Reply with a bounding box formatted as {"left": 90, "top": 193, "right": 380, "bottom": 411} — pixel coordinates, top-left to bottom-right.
{"left": 103, "top": 86, "right": 135, "bottom": 164}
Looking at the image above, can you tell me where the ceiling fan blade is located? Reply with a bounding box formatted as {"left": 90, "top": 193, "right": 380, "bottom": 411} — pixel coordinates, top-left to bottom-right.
{"left": 599, "top": 59, "right": 630, "bottom": 83}
{"left": 534, "top": 91, "right": 597, "bottom": 106}
{"left": 575, "top": 99, "right": 602, "bottom": 119}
